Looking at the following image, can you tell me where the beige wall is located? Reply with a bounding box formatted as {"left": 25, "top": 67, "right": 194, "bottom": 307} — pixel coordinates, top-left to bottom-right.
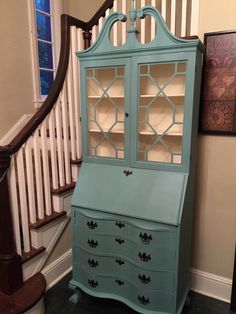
{"left": 62, "top": 0, "right": 104, "bottom": 21}
{"left": 0, "top": 0, "right": 34, "bottom": 139}
{"left": 191, "top": 0, "right": 236, "bottom": 279}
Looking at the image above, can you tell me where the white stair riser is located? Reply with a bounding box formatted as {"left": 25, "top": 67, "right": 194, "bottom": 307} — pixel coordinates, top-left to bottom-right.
{"left": 52, "top": 191, "right": 73, "bottom": 213}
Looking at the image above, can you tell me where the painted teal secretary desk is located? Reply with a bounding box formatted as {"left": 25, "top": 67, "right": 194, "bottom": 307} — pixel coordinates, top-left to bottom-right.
{"left": 69, "top": 2, "right": 204, "bottom": 314}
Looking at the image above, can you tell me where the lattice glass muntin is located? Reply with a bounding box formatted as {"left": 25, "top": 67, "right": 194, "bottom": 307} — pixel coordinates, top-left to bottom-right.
{"left": 86, "top": 66, "right": 125, "bottom": 159}
{"left": 138, "top": 62, "right": 186, "bottom": 164}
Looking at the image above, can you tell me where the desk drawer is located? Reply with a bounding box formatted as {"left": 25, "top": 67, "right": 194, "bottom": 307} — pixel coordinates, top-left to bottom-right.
{"left": 74, "top": 208, "right": 176, "bottom": 250}
{"left": 75, "top": 230, "right": 175, "bottom": 271}
{"left": 74, "top": 247, "right": 175, "bottom": 292}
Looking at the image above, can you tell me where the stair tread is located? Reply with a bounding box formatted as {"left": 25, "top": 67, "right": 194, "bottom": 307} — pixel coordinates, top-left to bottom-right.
{"left": 0, "top": 273, "right": 46, "bottom": 314}
{"left": 51, "top": 182, "right": 76, "bottom": 195}
{"left": 29, "top": 211, "right": 67, "bottom": 229}
{"left": 21, "top": 246, "right": 46, "bottom": 264}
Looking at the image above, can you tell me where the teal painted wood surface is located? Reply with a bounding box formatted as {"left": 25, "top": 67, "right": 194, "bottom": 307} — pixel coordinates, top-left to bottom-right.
{"left": 70, "top": 3, "right": 204, "bottom": 314}
{"left": 72, "top": 163, "right": 188, "bottom": 226}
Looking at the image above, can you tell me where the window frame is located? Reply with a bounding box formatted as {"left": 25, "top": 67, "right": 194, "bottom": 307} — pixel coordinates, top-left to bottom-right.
{"left": 28, "top": 0, "right": 62, "bottom": 109}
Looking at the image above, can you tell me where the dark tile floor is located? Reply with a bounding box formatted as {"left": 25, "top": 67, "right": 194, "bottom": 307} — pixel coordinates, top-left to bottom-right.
{"left": 45, "top": 273, "right": 234, "bottom": 314}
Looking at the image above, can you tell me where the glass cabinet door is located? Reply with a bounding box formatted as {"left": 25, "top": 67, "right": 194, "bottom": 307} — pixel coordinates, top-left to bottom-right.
{"left": 84, "top": 63, "right": 130, "bottom": 163}
{"left": 136, "top": 61, "right": 187, "bottom": 167}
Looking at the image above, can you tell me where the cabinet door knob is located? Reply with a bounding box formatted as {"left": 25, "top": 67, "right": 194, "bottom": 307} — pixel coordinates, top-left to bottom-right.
{"left": 115, "top": 259, "right": 125, "bottom": 266}
{"left": 139, "top": 232, "right": 152, "bottom": 244}
{"left": 115, "top": 238, "right": 125, "bottom": 245}
{"left": 138, "top": 295, "right": 150, "bottom": 305}
{"left": 87, "top": 220, "right": 98, "bottom": 229}
{"left": 88, "top": 259, "right": 99, "bottom": 268}
{"left": 88, "top": 239, "right": 98, "bottom": 248}
{"left": 115, "top": 222, "right": 125, "bottom": 228}
{"left": 88, "top": 279, "right": 99, "bottom": 288}
{"left": 138, "top": 252, "right": 151, "bottom": 262}
{"left": 125, "top": 113, "right": 129, "bottom": 118}
{"left": 138, "top": 274, "right": 151, "bottom": 284}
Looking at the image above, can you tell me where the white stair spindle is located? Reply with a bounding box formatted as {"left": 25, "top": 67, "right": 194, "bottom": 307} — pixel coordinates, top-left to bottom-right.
{"left": 91, "top": 25, "right": 97, "bottom": 45}
{"left": 190, "top": 0, "right": 199, "bottom": 35}
{"left": 48, "top": 108, "right": 59, "bottom": 190}
{"left": 9, "top": 157, "right": 22, "bottom": 255}
{"left": 55, "top": 101, "right": 66, "bottom": 187}
{"left": 25, "top": 140, "right": 37, "bottom": 223}
{"left": 113, "top": 0, "right": 118, "bottom": 46}
{"left": 181, "top": 0, "right": 187, "bottom": 37}
{"left": 105, "top": 8, "right": 110, "bottom": 18}
{"left": 77, "top": 28, "right": 83, "bottom": 160}
{"left": 121, "top": 0, "right": 126, "bottom": 45}
{"left": 16, "top": 147, "right": 30, "bottom": 253}
{"left": 67, "top": 55, "right": 76, "bottom": 161}
{"left": 171, "top": 0, "right": 176, "bottom": 34}
{"left": 33, "top": 129, "right": 45, "bottom": 219}
{"left": 98, "top": 16, "right": 104, "bottom": 33}
{"left": 151, "top": 0, "right": 156, "bottom": 40}
{"left": 71, "top": 26, "right": 81, "bottom": 160}
{"left": 161, "top": 0, "right": 167, "bottom": 22}
{"left": 141, "top": 0, "right": 146, "bottom": 44}
{"left": 40, "top": 121, "right": 52, "bottom": 215}
{"left": 61, "top": 89, "right": 71, "bottom": 184}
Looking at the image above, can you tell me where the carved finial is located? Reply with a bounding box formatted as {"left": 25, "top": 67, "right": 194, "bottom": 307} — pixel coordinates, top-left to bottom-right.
{"left": 128, "top": 0, "right": 137, "bottom": 33}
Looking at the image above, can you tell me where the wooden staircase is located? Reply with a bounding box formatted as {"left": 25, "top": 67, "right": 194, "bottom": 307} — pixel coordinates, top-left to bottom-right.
{"left": 0, "top": 0, "right": 200, "bottom": 312}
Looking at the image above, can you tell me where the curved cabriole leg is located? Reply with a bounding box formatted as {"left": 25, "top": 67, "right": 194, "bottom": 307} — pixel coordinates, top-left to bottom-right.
{"left": 69, "top": 283, "right": 82, "bottom": 304}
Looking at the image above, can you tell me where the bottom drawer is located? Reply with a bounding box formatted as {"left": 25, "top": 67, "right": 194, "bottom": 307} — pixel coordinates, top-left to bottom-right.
{"left": 74, "top": 265, "right": 174, "bottom": 313}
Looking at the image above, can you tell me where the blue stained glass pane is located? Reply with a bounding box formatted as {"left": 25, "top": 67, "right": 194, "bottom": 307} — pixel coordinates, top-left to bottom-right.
{"left": 38, "top": 42, "right": 53, "bottom": 69}
{"left": 40, "top": 70, "right": 53, "bottom": 95}
{"left": 35, "top": 0, "right": 50, "bottom": 13}
{"left": 36, "top": 12, "right": 51, "bottom": 41}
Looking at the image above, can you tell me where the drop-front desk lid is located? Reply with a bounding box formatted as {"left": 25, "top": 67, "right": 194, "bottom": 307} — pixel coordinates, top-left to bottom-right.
{"left": 72, "top": 163, "right": 188, "bottom": 226}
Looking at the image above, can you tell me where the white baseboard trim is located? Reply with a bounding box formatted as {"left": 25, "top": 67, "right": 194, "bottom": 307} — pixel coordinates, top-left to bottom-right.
{"left": 42, "top": 251, "right": 232, "bottom": 304}
{"left": 42, "top": 249, "right": 72, "bottom": 291}
{"left": 0, "top": 114, "right": 33, "bottom": 145}
{"left": 190, "top": 267, "right": 232, "bottom": 303}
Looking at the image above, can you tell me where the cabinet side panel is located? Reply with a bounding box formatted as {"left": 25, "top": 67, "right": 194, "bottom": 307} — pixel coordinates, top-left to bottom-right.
{"left": 176, "top": 50, "right": 203, "bottom": 311}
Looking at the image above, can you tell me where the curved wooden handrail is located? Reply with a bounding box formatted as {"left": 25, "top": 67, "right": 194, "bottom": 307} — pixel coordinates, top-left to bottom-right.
{"left": 0, "top": 0, "right": 114, "bottom": 157}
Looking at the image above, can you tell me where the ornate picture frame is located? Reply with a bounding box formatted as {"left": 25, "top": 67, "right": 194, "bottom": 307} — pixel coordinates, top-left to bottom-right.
{"left": 199, "top": 30, "right": 236, "bottom": 134}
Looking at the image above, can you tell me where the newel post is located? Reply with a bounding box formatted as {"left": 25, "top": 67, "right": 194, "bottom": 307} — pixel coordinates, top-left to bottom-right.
{"left": 0, "top": 146, "right": 23, "bottom": 294}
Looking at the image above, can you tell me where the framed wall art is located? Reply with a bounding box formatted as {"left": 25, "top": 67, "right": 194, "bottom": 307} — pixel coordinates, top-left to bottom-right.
{"left": 199, "top": 30, "right": 236, "bottom": 134}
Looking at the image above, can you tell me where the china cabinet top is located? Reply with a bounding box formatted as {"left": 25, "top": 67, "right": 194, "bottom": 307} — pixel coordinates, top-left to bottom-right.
{"left": 76, "top": 3, "right": 204, "bottom": 60}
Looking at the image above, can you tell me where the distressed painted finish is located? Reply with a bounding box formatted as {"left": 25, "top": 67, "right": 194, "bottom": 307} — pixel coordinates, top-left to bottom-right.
{"left": 71, "top": 4, "right": 204, "bottom": 314}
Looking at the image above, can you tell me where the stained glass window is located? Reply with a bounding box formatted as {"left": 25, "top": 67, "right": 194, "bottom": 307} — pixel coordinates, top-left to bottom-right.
{"left": 35, "top": 0, "right": 54, "bottom": 96}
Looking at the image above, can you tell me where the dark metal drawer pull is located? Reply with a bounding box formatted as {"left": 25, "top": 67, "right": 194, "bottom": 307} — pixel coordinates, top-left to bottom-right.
{"left": 115, "top": 259, "right": 125, "bottom": 266}
{"left": 116, "top": 279, "right": 124, "bottom": 286}
{"left": 138, "top": 274, "right": 151, "bottom": 284}
{"left": 138, "top": 252, "right": 151, "bottom": 262}
{"left": 138, "top": 296, "right": 150, "bottom": 305}
{"left": 87, "top": 220, "right": 98, "bottom": 229}
{"left": 88, "top": 259, "right": 99, "bottom": 268}
{"left": 115, "top": 238, "right": 125, "bottom": 245}
{"left": 88, "top": 279, "right": 99, "bottom": 288}
{"left": 88, "top": 239, "right": 98, "bottom": 248}
{"left": 115, "top": 222, "right": 125, "bottom": 228}
{"left": 139, "top": 232, "right": 152, "bottom": 244}
{"left": 123, "top": 169, "right": 133, "bottom": 176}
